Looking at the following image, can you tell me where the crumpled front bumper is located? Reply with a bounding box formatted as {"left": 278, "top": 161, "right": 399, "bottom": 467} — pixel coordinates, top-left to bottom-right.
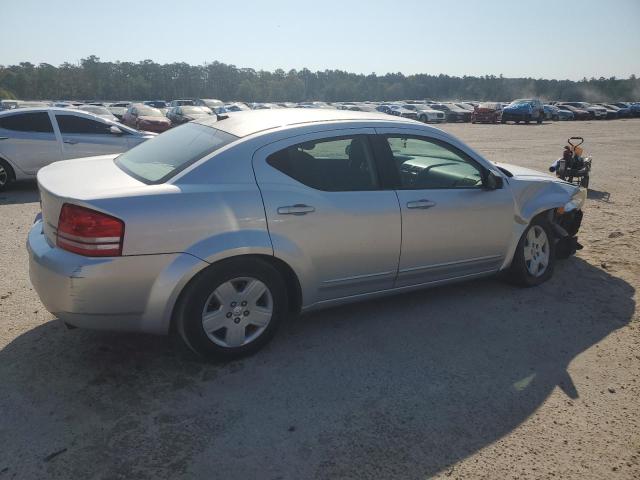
{"left": 553, "top": 209, "right": 584, "bottom": 258}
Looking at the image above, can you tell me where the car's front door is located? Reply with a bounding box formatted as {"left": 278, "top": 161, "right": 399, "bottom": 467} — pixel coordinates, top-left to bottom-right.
{"left": 54, "top": 113, "right": 129, "bottom": 159}
{"left": 253, "top": 129, "right": 401, "bottom": 306}
{"left": 374, "top": 129, "right": 514, "bottom": 288}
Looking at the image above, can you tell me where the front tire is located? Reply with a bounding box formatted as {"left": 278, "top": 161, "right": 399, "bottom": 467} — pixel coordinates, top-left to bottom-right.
{"left": 509, "top": 217, "right": 556, "bottom": 287}
{"left": 0, "top": 158, "right": 14, "bottom": 191}
{"left": 176, "top": 258, "right": 288, "bottom": 360}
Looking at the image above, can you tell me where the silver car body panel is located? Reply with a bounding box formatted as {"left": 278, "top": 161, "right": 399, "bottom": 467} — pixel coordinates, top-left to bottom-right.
{"left": 28, "top": 110, "right": 581, "bottom": 334}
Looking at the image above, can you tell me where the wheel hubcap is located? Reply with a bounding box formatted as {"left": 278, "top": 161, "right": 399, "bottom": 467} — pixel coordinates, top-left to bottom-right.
{"left": 201, "top": 277, "right": 273, "bottom": 348}
{"left": 0, "top": 165, "right": 7, "bottom": 186}
{"left": 524, "top": 226, "right": 550, "bottom": 277}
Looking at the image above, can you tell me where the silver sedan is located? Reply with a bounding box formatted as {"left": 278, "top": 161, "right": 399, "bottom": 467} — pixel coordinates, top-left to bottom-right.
{"left": 27, "top": 109, "right": 585, "bottom": 359}
{"left": 0, "top": 107, "right": 154, "bottom": 190}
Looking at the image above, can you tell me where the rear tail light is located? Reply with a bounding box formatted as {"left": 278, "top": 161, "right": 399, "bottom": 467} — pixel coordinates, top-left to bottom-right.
{"left": 56, "top": 203, "right": 124, "bottom": 257}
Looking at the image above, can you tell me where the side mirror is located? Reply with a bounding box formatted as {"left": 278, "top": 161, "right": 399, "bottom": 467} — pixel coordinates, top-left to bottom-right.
{"left": 109, "top": 125, "right": 123, "bottom": 135}
{"left": 484, "top": 170, "right": 504, "bottom": 190}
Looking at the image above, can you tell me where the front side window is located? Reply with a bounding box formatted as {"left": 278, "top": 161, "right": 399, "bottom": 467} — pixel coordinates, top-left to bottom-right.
{"left": 115, "top": 123, "right": 237, "bottom": 183}
{"left": 267, "top": 135, "right": 378, "bottom": 191}
{"left": 384, "top": 136, "right": 484, "bottom": 189}
{"left": 0, "top": 112, "right": 54, "bottom": 133}
{"left": 56, "top": 115, "right": 111, "bottom": 134}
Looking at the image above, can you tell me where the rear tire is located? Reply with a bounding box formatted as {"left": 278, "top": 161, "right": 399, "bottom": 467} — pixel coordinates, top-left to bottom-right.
{"left": 175, "top": 258, "right": 288, "bottom": 360}
{"left": 509, "top": 217, "right": 556, "bottom": 287}
{"left": 0, "top": 158, "right": 14, "bottom": 191}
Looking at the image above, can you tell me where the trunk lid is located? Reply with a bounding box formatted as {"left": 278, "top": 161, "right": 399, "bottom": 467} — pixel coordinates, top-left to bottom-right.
{"left": 37, "top": 154, "right": 146, "bottom": 245}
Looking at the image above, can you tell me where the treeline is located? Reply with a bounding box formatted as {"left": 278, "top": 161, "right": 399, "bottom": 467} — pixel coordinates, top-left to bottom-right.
{"left": 1, "top": 56, "right": 638, "bottom": 102}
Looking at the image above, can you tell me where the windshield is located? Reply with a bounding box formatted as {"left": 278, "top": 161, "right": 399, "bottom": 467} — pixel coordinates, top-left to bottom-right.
{"left": 509, "top": 101, "right": 531, "bottom": 108}
{"left": 115, "top": 123, "right": 237, "bottom": 183}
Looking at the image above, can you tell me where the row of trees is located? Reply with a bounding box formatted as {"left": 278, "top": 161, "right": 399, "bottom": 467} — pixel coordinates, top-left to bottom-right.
{"left": 1, "top": 56, "right": 638, "bottom": 103}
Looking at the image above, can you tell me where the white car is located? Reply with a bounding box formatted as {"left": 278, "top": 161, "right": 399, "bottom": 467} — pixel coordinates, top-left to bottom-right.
{"left": 0, "top": 108, "right": 154, "bottom": 190}
{"left": 402, "top": 104, "right": 446, "bottom": 123}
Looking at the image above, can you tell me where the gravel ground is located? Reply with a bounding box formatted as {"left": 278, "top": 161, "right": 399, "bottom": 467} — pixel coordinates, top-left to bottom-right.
{"left": 0, "top": 119, "right": 639, "bottom": 479}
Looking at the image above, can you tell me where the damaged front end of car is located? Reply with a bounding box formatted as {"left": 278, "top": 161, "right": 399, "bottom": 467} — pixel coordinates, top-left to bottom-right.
{"left": 547, "top": 187, "right": 586, "bottom": 258}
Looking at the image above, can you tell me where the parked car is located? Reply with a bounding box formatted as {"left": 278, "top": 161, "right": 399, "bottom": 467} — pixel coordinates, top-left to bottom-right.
{"left": 122, "top": 104, "right": 172, "bottom": 133}
{"left": 543, "top": 105, "right": 560, "bottom": 121}
{"left": 401, "top": 104, "right": 446, "bottom": 123}
{"left": 166, "top": 105, "right": 214, "bottom": 125}
{"left": 107, "top": 102, "right": 131, "bottom": 120}
{"left": 559, "top": 102, "right": 607, "bottom": 120}
{"left": 52, "top": 102, "right": 78, "bottom": 109}
{"left": 556, "top": 108, "right": 575, "bottom": 121}
{"left": 169, "top": 99, "right": 196, "bottom": 107}
{"left": 0, "top": 100, "right": 20, "bottom": 111}
{"left": 78, "top": 105, "right": 119, "bottom": 122}
{"left": 27, "top": 109, "right": 585, "bottom": 359}
{"left": 608, "top": 103, "right": 632, "bottom": 118}
{"left": 629, "top": 103, "right": 640, "bottom": 117}
{"left": 594, "top": 104, "right": 619, "bottom": 119}
{"left": 429, "top": 103, "right": 471, "bottom": 122}
{"left": 224, "top": 103, "right": 251, "bottom": 112}
{"left": 455, "top": 103, "right": 475, "bottom": 112}
{"left": 0, "top": 108, "right": 153, "bottom": 190}
{"left": 501, "top": 99, "right": 545, "bottom": 124}
{"left": 387, "top": 105, "right": 419, "bottom": 120}
{"left": 195, "top": 98, "right": 224, "bottom": 109}
{"left": 471, "top": 102, "right": 503, "bottom": 123}
{"left": 556, "top": 104, "right": 590, "bottom": 120}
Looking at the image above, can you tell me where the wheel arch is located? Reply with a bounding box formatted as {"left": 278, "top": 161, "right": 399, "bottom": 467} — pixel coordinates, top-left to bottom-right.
{"left": 168, "top": 253, "right": 302, "bottom": 334}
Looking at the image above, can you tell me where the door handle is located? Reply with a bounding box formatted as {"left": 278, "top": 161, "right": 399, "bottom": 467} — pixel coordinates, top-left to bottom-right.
{"left": 277, "top": 204, "right": 315, "bottom": 215}
{"left": 63, "top": 139, "right": 78, "bottom": 145}
{"left": 406, "top": 199, "right": 437, "bottom": 209}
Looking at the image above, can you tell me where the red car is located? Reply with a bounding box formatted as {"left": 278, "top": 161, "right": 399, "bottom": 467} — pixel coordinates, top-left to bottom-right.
{"left": 471, "top": 102, "right": 503, "bottom": 123}
{"left": 122, "top": 103, "right": 171, "bottom": 132}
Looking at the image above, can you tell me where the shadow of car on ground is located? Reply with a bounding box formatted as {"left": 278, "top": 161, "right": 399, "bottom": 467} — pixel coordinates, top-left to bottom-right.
{"left": 0, "top": 257, "right": 634, "bottom": 479}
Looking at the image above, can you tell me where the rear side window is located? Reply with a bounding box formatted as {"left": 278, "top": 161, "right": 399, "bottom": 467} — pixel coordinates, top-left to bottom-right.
{"left": 56, "top": 115, "right": 111, "bottom": 134}
{"left": 115, "top": 123, "right": 237, "bottom": 183}
{"left": 0, "top": 112, "right": 54, "bottom": 133}
{"left": 267, "top": 135, "right": 378, "bottom": 191}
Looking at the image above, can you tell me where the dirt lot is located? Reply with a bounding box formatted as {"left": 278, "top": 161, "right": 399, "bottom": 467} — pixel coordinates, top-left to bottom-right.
{"left": 1, "top": 119, "right": 639, "bottom": 480}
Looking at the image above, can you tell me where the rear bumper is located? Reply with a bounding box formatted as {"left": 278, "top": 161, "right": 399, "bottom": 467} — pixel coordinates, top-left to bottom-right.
{"left": 27, "top": 220, "right": 207, "bottom": 334}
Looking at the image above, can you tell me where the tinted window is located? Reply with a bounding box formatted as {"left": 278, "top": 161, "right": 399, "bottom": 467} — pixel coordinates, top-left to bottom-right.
{"left": 56, "top": 115, "right": 111, "bottom": 134}
{"left": 115, "top": 123, "right": 237, "bottom": 183}
{"left": 385, "top": 136, "right": 484, "bottom": 189}
{"left": 267, "top": 135, "right": 378, "bottom": 191}
{"left": 0, "top": 112, "right": 53, "bottom": 133}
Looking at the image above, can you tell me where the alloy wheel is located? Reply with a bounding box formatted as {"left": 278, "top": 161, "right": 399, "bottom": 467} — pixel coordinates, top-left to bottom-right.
{"left": 524, "top": 225, "right": 550, "bottom": 277}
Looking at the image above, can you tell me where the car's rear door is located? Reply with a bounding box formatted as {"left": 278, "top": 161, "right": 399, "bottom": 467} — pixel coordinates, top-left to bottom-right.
{"left": 0, "top": 111, "right": 61, "bottom": 174}
{"left": 54, "top": 113, "right": 129, "bottom": 159}
{"left": 253, "top": 129, "right": 401, "bottom": 306}
{"left": 373, "top": 127, "right": 514, "bottom": 288}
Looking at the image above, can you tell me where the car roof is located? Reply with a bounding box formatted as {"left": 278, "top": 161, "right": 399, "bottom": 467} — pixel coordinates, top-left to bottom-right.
{"left": 195, "top": 108, "right": 418, "bottom": 137}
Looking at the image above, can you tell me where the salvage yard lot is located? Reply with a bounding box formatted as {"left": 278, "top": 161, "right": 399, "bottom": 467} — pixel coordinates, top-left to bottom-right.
{"left": 1, "top": 120, "right": 639, "bottom": 479}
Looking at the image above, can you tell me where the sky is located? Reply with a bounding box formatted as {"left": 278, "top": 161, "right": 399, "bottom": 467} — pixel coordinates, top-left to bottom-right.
{"left": 1, "top": 0, "right": 639, "bottom": 80}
